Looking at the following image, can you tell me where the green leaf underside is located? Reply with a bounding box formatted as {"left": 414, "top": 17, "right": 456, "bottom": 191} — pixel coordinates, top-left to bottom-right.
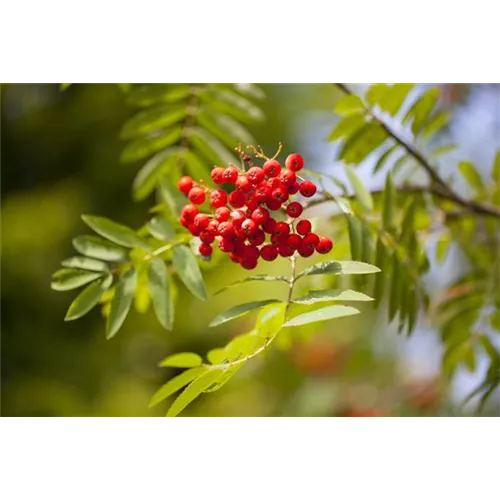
{"left": 283, "top": 305, "right": 360, "bottom": 327}
{"left": 297, "top": 260, "right": 381, "bottom": 279}
{"left": 167, "top": 369, "right": 224, "bottom": 417}
{"left": 292, "top": 289, "right": 374, "bottom": 305}
{"left": 214, "top": 275, "right": 289, "bottom": 295}
{"left": 61, "top": 256, "right": 109, "bottom": 272}
{"left": 147, "top": 216, "right": 175, "bottom": 241}
{"left": 51, "top": 269, "right": 103, "bottom": 291}
{"left": 256, "top": 303, "right": 286, "bottom": 338}
{"left": 149, "top": 367, "right": 207, "bottom": 408}
{"left": 106, "top": 267, "right": 137, "bottom": 339}
{"left": 159, "top": 352, "right": 203, "bottom": 368}
{"left": 209, "top": 300, "right": 282, "bottom": 327}
{"left": 82, "top": 215, "right": 149, "bottom": 250}
{"left": 64, "top": 275, "right": 113, "bottom": 321}
{"left": 345, "top": 165, "right": 374, "bottom": 212}
{"left": 172, "top": 246, "right": 207, "bottom": 300}
{"left": 73, "top": 235, "right": 128, "bottom": 261}
{"left": 148, "top": 257, "right": 173, "bottom": 330}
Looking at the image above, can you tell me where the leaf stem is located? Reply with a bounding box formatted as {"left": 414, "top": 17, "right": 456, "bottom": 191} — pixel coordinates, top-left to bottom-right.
{"left": 334, "top": 83, "right": 500, "bottom": 218}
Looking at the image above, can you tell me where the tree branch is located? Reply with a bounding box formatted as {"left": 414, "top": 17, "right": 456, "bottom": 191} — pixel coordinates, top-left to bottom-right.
{"left": 334, "top": 83, "right": 500, "bottom": 218}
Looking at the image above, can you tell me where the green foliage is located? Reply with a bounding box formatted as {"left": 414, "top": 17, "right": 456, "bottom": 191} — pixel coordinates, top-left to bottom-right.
{"left": 209, "top": 300, "right": 282, "bottom": 327}
{"left": 283, "top": 305, "right": 360, "bottom": 327}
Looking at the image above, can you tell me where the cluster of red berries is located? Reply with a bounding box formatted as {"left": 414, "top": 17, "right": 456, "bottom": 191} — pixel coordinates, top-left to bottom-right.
{"left": 177, "top": 150, "right": 333, "bottom": 270}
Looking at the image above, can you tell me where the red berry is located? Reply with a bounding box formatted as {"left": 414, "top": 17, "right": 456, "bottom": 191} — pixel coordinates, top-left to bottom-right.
{"left": 263, "top": 159, "right": 281, "bottom": 178}
{"left": 298, "top": 245, "right": 315, "bottom": 258}
{"left": 211, "top": 167, "right": 225, "bottom": 185}
{"left": 274, "top": 221, "right": 290, "bottom": 238}
{"left": 180, "top": 216, "right": 190, "bottom": 228}
{"left": 245, "top": 195, "right": 259, "bottom": 211}
{"left": 243, "top": 244, "right": 260, "bottom": 261}
{"left": 316, "top": 236, "right": 333, "bottom": 254}
{"left": 254, "top": 182, "right": 271, "bottom": 202}
{"left": 260, "top": 244, "right": 278, "bottom": 261}
{"left": 299, "top": 180, "right": 317, "bottom": 198}
{"left": 232, "top": 240, "right": 246, "bottom": 256}
{"left": 278, "top": 245, "right": 294, "bottom": 257}
{"left": 241, "top": 219, "right": 258, "bottom": 236}
{"left": 248, "top": 229, "right": 265, "bottom": 246}
{"left": 215, "top": 206, "right": 231, "bottom": 222}
{"left": 187, "top": 223, "right": 197, "bottom": 235}
{"left": 286, "top": 201, "right": 303, "bottom": 218}
{"left": 229, "top": 190, "right": 246, "bottom": 208}
{"left": 288, "top": 181, "right": 300, "bottom": 194}
{"left": 247, "top": 167, "right": 265, "bottom": 185}
{"left": 296, "top": 219, "right": 312, "bottom": 235}
{"left": 287, "top": 234, "right": 302, "bottom": 250}
{"left": 279, "top": 169, "right": 297, "bottom": 187}
{"left": 235, "top": 175, "right": 252, "bottom": 192}
{"left": 188, "top": 187, "right": 206, "bottom": 205}
{"left": 178, "top": 176, "right": 193, "bottom": 194}
{"left": 241, "top": 259, "right": 258, "bottom": 270}
{"left": 218, "top": 222, "right": 234, "bottom": 238}
{"left": 207, "top": 220, "right": 219, "bottom": 232}
{"left": 218, "top": 238, "right": 234, "bottom": 253}
{"left": 229, "top": 252, "right": 241, "bottom": 263}
{"left": 231, "top": 210, "right": 246, "bottom": 227}
{"left": 223, "top": 167, "right": 238, "bottom": 184}
{"left": 262, "top": 218, "right": 277, "bottom": 234}
{"left": 267, "top": 177, "right": 283, "bottom": 190}
{"left": 251, "top": 207, "right": 270, "bottom": 225}
{"left": 271, "top": 233, "right": 288, "bottom": 246}
{"left": 271, "top": 187, "right": 289, "bottom": 203}
{"left": 302, "top": 233, "right": 320, "bottom": 250}
{"left": 193, "top": 213, "right": 210, "bottom": 231}
{"left": 180, "top": 204, "right": 199, "bottom": 222}
{"left": 285, "top": 153, "right": 304, "bottom": 172}
{"left": 200, "top": 231, "right": 215, "bottom": 244}
{"left": 210, "top": 189, "right": 228, "bottom": 208}
{"left": 266, "top": 198, "right": 282, "bottom": 211}
{"left": 199, "top": 243, "right": 213, "bottom": 257}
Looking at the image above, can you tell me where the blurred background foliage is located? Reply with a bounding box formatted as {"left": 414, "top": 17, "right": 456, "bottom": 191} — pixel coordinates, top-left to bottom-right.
{"left": 1, "top": 83, "right": 499, "bottom": 416}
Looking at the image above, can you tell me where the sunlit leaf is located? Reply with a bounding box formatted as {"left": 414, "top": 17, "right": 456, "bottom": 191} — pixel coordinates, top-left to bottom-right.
{"left": 297, "top": 260, "right": 380, "bottom": 279}
{"left": 422, "top": 111, "right": 450, "bottom": 139}
{"left": 172, "top": 245, "right": 207, "bottom": 300}
{"left": 61, "top": 256, "right": 109, "bottom": 272}
{"left": 345, "top": 165, "right": 374, "bottom": 212}
{"left": 458, "top": 161, "right": 483, "bottom": 190}
{"left": 209, "top": 299, "right": 282, "bottom": 327}
{"left": 64, "top": 275, "right": 113, "bottom": 321}
{"left": 403, "top": 87, "right": 439, "bottom": 135}
{"left": 374, "top": 144, "right": 398, "bottom": 174}
{"left": 327, "top": 114, "right": 366, "bottom": 142}
{"left": 340, "top": 123, "right": 387, "bottom": 165}
{"left": 347, "top": 215, "right": 362, "bottom": 260}
{"left": 436, "top": 232, "right": 451, "bottom": 263}
{"left": 159, "top": 352, "right": 203, "bottom": 368}
{"left": 334, "top": 94, "right": 364, "bottom": 115}
{"left": 106, "top": 267, "right": 137, "bottom": 339}
{"left": 283, "top": 305, "right": 360, "bottom": 327}
{"left": 82, "top": 215, "right": 150, "bottom": 250}
{"left": 214, "top": 275, "right": 289, "bottom": 295}
{"left": 292, "top": 289, "right": 373, "bottom": 305}
{"left": 149, "top": 366, "right": 207, "bottom": 408}
{"left": 148, "top": 257, "right": 174, "bottom": 330}
{"left": 429, "top": 144, "right": 457, "bottom": 159}
{"left": 73, "top": 235, "right": 128, "bottom": 262}
{"left": 256, "top": 303, "right": 286, "bottom": 338}
{"left": 51, "top": 269, "right": 103, "bottom": 291}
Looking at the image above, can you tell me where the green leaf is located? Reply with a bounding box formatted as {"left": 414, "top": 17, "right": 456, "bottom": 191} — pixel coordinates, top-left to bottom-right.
{"left": 367, "top": 84, "right": 414, "bottom": 116}
{"left": 159, "top": 177, "right": 186, "bottom": 217}
{"left": 490, "top": 312, "right": 500, "bottom": 331}
{"left": 479, "top": 334, "right": 500, "bottom": 361}
{"left": 436, "top": 232, "right": 451, "bottom": 263}
{"left": 64, "top": 275, "right": 113, "bottom": 321}
{"left": 207, "top": 348, "right": 227, "bottom": 365}
{"left": 340, "top": 123, "right": 387, "bottom": 165}
{"left": 429, "top": 144, "right": 457, "bottom": 159}
{"left": 422, "top": 111, "right": 450, "bottom": 139}
{"left": 345, "top": 165, "right": 374, "bottom": 212}
{"left": 120, "top": 104, "right": 187, "bottom": 140}
{"left": 183, "top": 149, "right": 212, "bottom": 185}
{"left": 172, "top": 245, "right": 207, "bottom": 300}
{"left": 492, "top": 150, "right": 500, "bottom": 181}
{"left": 392, "top": 154, "right": 409, "bottom": 175}
{"left": 148, "top": 257, "right": 174, "bottom": 331}
{"left": 256, "top": 303, "right": 286, "bottom": 338}
{"left": 132, "top": 149, "right": 174, "bottom": 201}
{"left": 82, "top": 215, "right": 150, "bottom": 250}
{"left": 121, "top": 127, "right": 182, "bottom": 163}
{"left": 388, "top": 254, "right": 401, "bottom": 323}
{"left": 373, "top": 144, "right": 398, "bottom": 174}
{"left": 283, "top": 305, "right": 360, "bottom": 327}
{"left": 166, "top": 369, "right": 224, "bottom": 417}
{"left": 327, "top": 114, "right": 366, "bottom": 142}
{"left": 374, "top": 238, "right": 388, "bottom": 301}
{"left": 197, "top": 111, "right": 254, "bottom": 149}
{"left": 209, "top": 299, "right": 282, "bottom": 327}
{"left": 203, "top": 364, "right": 243, "bottom": 393}
{"left": 292, "top": 289, "right": 373, "bottom": 305}
{"left": 382, "top": 172, "right": 396, "bottom": 230}
{"left": 149, "top": 366, "right": 207, "bottom": 408}
{"left": 73, "top": 235, "right": 128, "bottom": 262}
{"left": 347, "top": 215, "right": 362, "bottom": 260}
{"left": 297, "top": 260, "right": 381, "bottom": 279}
{"left": 61, "top": 256, "right": 109, "bottom": 272}
{"left": 403, "top": 87, "right": 439, "bottom": 135}
{"left": 201, "top": 89, "right": 264, "bottom": 123}
{"left": 106, "top": 267, "right": 137, "bottom": 339}
{"left": 189, "top": 127, "right": 236, "bottom": 166}
{"left": 51, "top": 269, "right": 103, "bottom": 291}
{"left": 334, "top": 95, "right": 364, "bottom": 115}
{"left": 159, "top": 352, "right": 203, "bottom": 368}
{"left": 458, "top": 161, "right": 483, "bottom": 190}
{"left": 147, "top": 216, "right": 175, "bottom": 241}
{"left": 127, "top": 84, "right": 192, "bottom": 107}
{"left": 60, "top": 83, "right": 72, "bottom": 91}
{"left": 214, "top": 275, "right": 288, "bottom": 295}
